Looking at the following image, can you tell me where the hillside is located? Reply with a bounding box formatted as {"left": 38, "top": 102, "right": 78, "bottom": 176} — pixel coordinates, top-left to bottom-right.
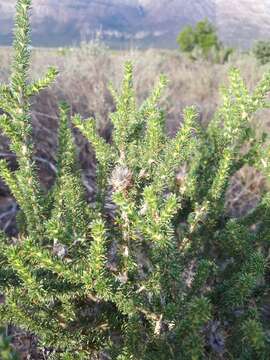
{"left": 0, "top": 0, "right": 269, "bottom": 48}
{"left": 217, "top": 0, "right": 270, "bottom": 48}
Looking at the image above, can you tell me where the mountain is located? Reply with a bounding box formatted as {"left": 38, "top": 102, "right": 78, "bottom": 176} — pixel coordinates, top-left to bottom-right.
{"left": 0, "top": 0, "right": 269, "bottom": 48}
{"left": 216, "top": 0, "right": 270, "bottom": 48}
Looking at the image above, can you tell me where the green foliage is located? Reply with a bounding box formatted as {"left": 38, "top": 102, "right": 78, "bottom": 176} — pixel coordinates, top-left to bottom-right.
{"left": 177, "top": 25, "right": 197, "bottom": 53}
{"left": 0, "top": 328, "right": 19, "bottom": 360}
{"left": 177, "top": 19, "right": 233, "bottom": 63}
{"left": 0, "top": 1, "right": 270, "bottom": 359}
{"left": 177, "top": 20, "right": 220, "bottom": 58}
{"left": 253, "top": 40, "right": 270, "bottom": 65}
{"left": 194, "top": 20, "right": 220, "bottom": 56}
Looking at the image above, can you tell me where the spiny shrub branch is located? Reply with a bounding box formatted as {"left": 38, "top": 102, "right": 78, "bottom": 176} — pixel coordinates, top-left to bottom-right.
{"left": 0, "top": 1, "right": 270, "bottom": 359}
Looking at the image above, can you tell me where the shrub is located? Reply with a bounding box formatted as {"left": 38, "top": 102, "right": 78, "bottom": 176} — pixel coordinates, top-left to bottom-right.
{"left": 0, "top": 328, "right": 18, "bottom": 360}
{"left": 177, "top": 20, "right": 220, "bottom": 59}
{"left": 194, "top": 20, "right": 220, "bottom": 56}
{"left": 253, "top": 40, "right": 270, "bottom": 65}
{"left": 1, "top": 1, "right": 270, "bottom": 359}
{"left": 177, "top": 19, "right": 233, "bottom": 63}
{"left": 177, "top": 25, "right": 197, "bottom": 53}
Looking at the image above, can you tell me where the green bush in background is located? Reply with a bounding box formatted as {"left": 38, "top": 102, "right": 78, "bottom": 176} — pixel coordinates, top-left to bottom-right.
{"left": 253, "top": 40, "right": 270, "bottom": 65}
{"left": 0, "top": 1, "right": 270, "bottom": 359}
{"left": 177, "top": 19, "right": 233, "bottom": 63}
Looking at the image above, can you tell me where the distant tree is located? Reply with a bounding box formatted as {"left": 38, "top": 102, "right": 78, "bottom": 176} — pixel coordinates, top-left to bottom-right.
{"left": 253, "top": 40, "right": 270, "bottom": 65}
{"left": 194, "top": 20, "right": 220, "bottom": 56}
{"left": 177, "top": 19, "right": 227, "bottom": 61}
{"left": 177, "top": 25, "right": 196, "bottom": 53}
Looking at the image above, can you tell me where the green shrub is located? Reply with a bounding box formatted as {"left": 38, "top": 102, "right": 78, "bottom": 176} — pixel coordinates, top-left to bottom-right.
{"left": 177, "top": 25, "right": 197, "bottom": 53}
{"left": 0, "top": 328, "right": 18, "bottom": 360}
{"left": 194, "top": 20, "right": 220, "bottom": 56}
{"left": 177, "top": 19, "right": 233, "bottom": 63}
{"left": 177, "top": 20, "right": 220, "bottom": 58}
{"left": 253, "top": 40, "right": 270, "bottom": 65}
{"left": 1, "top": 1, "right": 270, "bottom": 359}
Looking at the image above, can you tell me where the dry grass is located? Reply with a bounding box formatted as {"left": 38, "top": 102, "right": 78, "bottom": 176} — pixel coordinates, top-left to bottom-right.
{"left": 1, "top": 44, "right": 270, "bottom": 131}
{"left": 0, "top": 45, "right": 269, "bottom": 216}
{"left": 30, "top": 46, "right": 270, "bottom": 132}
{"left": 0, "top": 44, "right": 269, "bottom": 217}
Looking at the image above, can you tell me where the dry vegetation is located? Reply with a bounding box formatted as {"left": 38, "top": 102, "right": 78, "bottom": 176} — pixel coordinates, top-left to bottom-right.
{"left": 2, "top": 43, "right": 270, "bottom": 131}
{"left": 0, "top": 44, "right": 268, "bottom": 240}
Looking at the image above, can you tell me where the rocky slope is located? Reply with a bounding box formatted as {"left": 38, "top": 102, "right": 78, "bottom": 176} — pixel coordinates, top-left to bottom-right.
{"left": 216, "top": 0, "right": 270, "bottom": 48}
{"left": 0, "top": 0, "right": 269, "bottom": 48}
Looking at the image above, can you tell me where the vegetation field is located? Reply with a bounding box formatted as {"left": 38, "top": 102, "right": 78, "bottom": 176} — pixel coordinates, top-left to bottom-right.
{"left": 0, "top": 44, "right": 268, "bottom": 225}
{"left": 2, "top": 1, "right": 270, "bottom": 359}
